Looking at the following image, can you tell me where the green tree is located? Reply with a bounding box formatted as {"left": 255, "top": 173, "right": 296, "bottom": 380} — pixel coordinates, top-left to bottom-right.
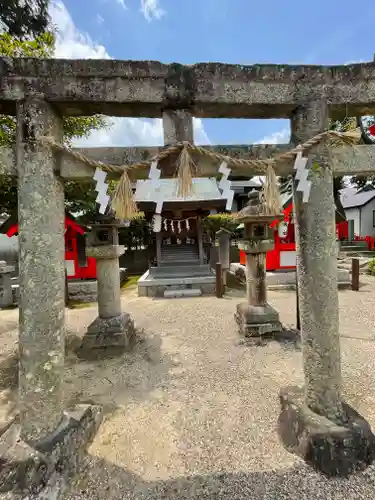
{"left": 0, "top": 32, "right": 110, "bottom": 219}
{"left": 0, "top": 0, "right": 50, "bottom": 39}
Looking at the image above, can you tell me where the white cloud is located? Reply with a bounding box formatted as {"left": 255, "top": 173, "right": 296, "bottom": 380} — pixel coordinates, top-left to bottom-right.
{"left": 115, "top": 0, "right": 127, "bottom": 9}
{"left": 140, "top": 0, "right": 165, "bottom": 22}
{"left": 255, "top": 128, "right": 290, "bottom": 145}
{"left": 96, "top": 14, "right": 105, "bottom": 25}
{"left": 50, "top": 1, "right": 207, "bottom": 147}
{"left": 344, "top": 59, "right": 366, "bottom": 65}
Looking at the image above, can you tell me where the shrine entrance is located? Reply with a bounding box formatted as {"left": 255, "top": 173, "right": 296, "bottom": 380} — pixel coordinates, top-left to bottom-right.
{"left": 160, "top": 214, "right": 198, "bottom": 248}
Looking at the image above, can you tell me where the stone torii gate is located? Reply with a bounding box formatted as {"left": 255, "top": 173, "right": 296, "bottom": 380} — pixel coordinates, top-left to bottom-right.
{"left": 2, "top": 59, "right": 375, "bottom": 493}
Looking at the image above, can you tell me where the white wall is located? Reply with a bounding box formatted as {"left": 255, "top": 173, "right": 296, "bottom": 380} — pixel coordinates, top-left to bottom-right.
{"left": 360, "top": 199, "right": 375, "bottom": 236}
{"left": 345, "top": 200, "right": 375, "bottom": 237}
{"left": 345, "top": 207, "right": 360, "bottom": 236}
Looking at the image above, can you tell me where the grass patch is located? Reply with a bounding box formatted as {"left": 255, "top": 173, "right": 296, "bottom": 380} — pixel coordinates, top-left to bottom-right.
{"left": 121, "top": 275, "right": 141, "bottom": 289}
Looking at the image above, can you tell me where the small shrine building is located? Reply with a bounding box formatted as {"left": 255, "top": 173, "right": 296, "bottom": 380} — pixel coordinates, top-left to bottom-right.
{"left": 134, "top": 177, "right": 228, "bottom": 297}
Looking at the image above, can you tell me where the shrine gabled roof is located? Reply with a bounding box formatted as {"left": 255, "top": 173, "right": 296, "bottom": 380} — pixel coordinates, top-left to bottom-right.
{"left": 134, "top": 177, "right": 227, "bottom": 203}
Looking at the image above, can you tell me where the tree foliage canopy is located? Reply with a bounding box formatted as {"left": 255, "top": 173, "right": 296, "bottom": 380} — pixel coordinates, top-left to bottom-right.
{"left": 0, "top": 32, "right": 111, "bottom": 220}
{"left": 0, "top": 0, "right": 50, "bottom": 39}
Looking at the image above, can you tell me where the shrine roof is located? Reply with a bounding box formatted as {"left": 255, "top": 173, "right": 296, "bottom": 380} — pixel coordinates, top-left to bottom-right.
{"left": 134, "top": 177, "right": 226, "bottom": 203}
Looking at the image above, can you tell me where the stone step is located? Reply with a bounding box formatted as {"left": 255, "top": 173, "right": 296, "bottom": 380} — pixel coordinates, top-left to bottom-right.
{"left": 162, "top": 249, "right": 199, "bottom": 256}
{"left": 164, "top": 288, "right": 202, "bottom": 298}
{"left": 162, "top": 255, "right": 200, "bottom": 262}
{"left": 340, "top": 245, "right": 369, "bottom": 252}
{"left": 150, "top": 265, "right": 212, "bottom": 278}
{"left": 162, "top": 250, "right": 199, "bottom": 257}
{"left": 340, "top": 251, "right": 375, "bottom": 258}
{"left": 159, "top": 259, "right": 201, "bottom": 267}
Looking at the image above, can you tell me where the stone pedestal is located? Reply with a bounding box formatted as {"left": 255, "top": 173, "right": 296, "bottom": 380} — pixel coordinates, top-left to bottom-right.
{"left": 278, "top": 387, "right": 375, "bottom": 477}
{"left": 0, "top": 405, "right": 102, "bottom": 496}
{"left": 278, "top": 100, "right": 375, "bottom": 475}
{"left": 0, "top": 260, "right": 15, "bottom": 308}
{"left": 235, "top": 239, "right": 282, "bottom": 337}
{"left": 82, "top": 244, "right": 135, "bottom": 349}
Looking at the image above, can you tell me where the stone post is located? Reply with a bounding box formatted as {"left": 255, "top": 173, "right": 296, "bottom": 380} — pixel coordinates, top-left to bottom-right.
{"left": 82, "top": 234, "right": 135, "bottom": 349}
{"left": 0, "top": 96, "right": 103, "bottom": 495}
{"left": 216, "top": 228, "right": 231, "bottom": 286}
{"left": 278, "top": 100, "right": 375, "bottom": 477}
{"left": 293, "top": 101, "right": 343, "bottom": 421}
{"left": 17, "top": 97, "right": 66, "bottom": 443}
{"left": 197, "top": 215, "right": 204, "bottom": 265}
{"left": 0, "top": 260, "right": 15, "bottom": 308}
{"left": 163, "top": 109, "right": 194, "bottom": 145}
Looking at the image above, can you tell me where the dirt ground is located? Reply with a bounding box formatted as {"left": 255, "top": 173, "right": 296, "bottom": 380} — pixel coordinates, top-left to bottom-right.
{"left": 1, "top": 278, "right": 375, "bottom": 499}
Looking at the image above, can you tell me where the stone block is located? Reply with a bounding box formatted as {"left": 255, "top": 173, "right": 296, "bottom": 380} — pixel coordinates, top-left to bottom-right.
{"left": 235, "top": 301, "right": 282, "bottom": 337}
{"left": 0, "top": 273, "right": 14, "bottom": 308}
{"left": 0, "top": 404, "right": 102, "bottom": 496}
{"left": 68, "top": 280, "right": 98, "bottom": 303}
{"left": 82, "top": 312, "right": 135, "bottom": 349}
{"left": 278, "top": 386, "right": 375, "bottom": 477}
{"left": 86, "top": 245, "right": 124, "bottom": 260}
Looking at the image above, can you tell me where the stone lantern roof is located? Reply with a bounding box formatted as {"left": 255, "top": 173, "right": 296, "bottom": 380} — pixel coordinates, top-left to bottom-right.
{"left": 89, "top": 209, "right": 129, "bottom": 229}
{"left": 234, "top": 191, "right": 283, "bottom": 224}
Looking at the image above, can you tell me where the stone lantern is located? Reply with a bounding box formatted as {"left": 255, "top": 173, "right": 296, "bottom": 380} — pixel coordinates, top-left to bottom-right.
{"left": 81, "top": 211, "right": 135, "bottom": 349}
{"left": 234, "top": 191, "right": 283, "bottom": 337}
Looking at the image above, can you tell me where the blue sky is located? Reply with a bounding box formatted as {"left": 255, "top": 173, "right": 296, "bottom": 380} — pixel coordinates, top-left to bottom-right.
{"left": 53, "top": 0, "right": 375, "bottom": 147}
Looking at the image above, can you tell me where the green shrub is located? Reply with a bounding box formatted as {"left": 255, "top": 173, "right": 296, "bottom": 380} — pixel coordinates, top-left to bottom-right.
{"left": 368, "top": 258, "right": 375, "bottom": 275}
{"left": 202, "top": 213, "right": 239, "bottom": 239}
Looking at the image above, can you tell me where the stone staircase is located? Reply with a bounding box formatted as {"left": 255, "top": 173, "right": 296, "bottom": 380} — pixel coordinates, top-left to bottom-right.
{"left": 140, "top": 244, "right": 215, "bottom": 298}
{"left": 150, "top": 244, "right": 212, "bottom": 278}
{"left": 339, "top": 241, "right": 375, "bottom": 258}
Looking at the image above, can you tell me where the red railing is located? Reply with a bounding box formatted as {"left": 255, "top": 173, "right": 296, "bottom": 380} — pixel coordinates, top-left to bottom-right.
{"left": 336, "top": 221, "right": 348, "bottom": 241}
{"left": 354, "top": 235, "right": 375, "bottom": 250}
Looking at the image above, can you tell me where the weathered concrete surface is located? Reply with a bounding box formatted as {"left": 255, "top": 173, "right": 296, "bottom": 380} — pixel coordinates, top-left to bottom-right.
{"left": 17, "top": 96, "right": 66, "bottom": 443}
{"left": 2, "top": 59, "right": 375, "bottom": 118}
{"left": 291, "top": 101, "right": 344, "bottom": 423}
{"left": 163, "top": 109, "right": 193, "bottom": 145}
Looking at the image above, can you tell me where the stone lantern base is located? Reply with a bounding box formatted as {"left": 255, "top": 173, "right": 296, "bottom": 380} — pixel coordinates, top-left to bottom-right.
{"left": 235, "top": 301, "right": 282, "bottom": 337}
{"left": 82, "top": 312, "right": 135, "bottom": 350}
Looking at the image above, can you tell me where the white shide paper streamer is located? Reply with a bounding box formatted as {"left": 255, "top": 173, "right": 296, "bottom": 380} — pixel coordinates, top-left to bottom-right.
{"left": 218, "top": 161, "right": 235, "bottom": 211}
{"left": 293, "top": 150, "right": 311, "bottom": 203}
{"left": 94, "top": 167, "right": 110, "bottom": 214}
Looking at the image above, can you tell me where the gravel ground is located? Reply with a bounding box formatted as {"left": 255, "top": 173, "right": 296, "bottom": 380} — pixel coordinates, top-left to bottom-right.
{"left": 1, "top": 277, "right": 375, "bottom": 499}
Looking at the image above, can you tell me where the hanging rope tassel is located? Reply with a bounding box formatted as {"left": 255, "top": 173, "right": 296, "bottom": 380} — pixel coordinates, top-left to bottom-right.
{"left": 111, "top": 168, "right": 139, "bottom": 220}
{"left": 175, "top": 143, "right": 196, "bottom": 198}
{"left": 260, "top": 163, "right": 282, "bottom": 215}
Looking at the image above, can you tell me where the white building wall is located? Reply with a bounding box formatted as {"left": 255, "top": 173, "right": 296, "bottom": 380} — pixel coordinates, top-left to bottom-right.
{"left": 359, "top": 199, "right": 375, "bottom": 236}
{"left": 344, "top": 207, "right": 360, "bottom": 236}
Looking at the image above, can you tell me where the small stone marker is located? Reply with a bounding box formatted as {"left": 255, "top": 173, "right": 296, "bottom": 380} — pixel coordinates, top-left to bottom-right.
{"left": 216, "top": 228, "right": 231, "bottom": 286}
{"left": 0, "top": 260, "right": 15, "bottom": 308}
